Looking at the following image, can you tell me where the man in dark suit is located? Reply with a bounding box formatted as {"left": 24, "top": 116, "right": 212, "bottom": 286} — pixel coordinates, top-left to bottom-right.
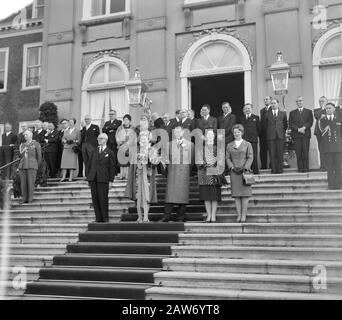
{"left": 102, "top": 110, "right": 122, "bottom": 175}
{"left": 314, "top": 96, "right": 328, "bottom": 171}
{"left": 162, "top": 113, "right": 173, "bottom": 141}
{"left": 87, "top": 133, "right": 116, "bottom": 223}
{"left": 289, "top": 97, "right": 314, "bottom": 173}
{"left": 266, "top": 99, "right": 288, "bottom": 174}
{"left": 33, "top": 121, "right": 46, "bottom": 145}
{"left": 1, "top": 123, "right": 17, "bottom": 179}
{"left": 318, "top": 103, "right": 342, "bottom": 190}
{"left": 43, "top": 123, "right": 59, "bottom": 178}
{"left": 260, "top": 96, "right": 273, "bottom": 169}
{"left": 218, "top": 102, "right": 237, "bottom": 146}
{"left": 81, "top": 115, "right": 100, "bottom": 176}
{"left": 188, "top": 109, "right": 197, "bottom": 131}
{"left": 239, "top": 104, "right": 260, "bottom": 174}
{"left": 197, "top": 104, "right": 218, "bottom": 135}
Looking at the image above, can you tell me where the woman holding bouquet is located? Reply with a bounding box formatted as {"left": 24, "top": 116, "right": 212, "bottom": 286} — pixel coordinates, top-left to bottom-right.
{"left": 125, "top": 115, "right": 158, "bottom": 223}
{"left": 60, "top": 118, "right": 81, "bottom": 182}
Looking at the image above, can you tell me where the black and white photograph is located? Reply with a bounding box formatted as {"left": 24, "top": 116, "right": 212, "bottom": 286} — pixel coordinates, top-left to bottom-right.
{"left": 0, "top": 0, "right": 342, "bottom": 306}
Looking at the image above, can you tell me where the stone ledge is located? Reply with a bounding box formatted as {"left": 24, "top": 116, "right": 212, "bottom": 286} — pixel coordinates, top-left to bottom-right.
{"left": 136, "top": 17, "right": 167, "bottom": 33}
{"left": 263, "top": 0, "right": 299, "bottom": 14}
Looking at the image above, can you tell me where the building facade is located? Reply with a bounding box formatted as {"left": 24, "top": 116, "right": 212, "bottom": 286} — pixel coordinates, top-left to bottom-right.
{"left": 2, "top": 0, "right": 342, "bottom": 168}
{"left": 0, "top": 0, "right": 44, "bottom": 137}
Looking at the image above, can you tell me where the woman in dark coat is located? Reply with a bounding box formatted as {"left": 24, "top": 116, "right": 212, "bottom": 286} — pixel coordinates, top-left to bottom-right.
{"left": 19, "top": 130, "right": 42, "bottom": 204}
{"left": 197, "top": 129, "right": 222, "bottom": 222}
{"left": 226, "top": 124, "right": 254, "bottom": 222}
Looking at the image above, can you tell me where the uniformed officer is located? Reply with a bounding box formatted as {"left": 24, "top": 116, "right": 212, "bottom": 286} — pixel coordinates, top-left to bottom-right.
{"left": 318, "top": 103, "right": 342, "bottom": 190}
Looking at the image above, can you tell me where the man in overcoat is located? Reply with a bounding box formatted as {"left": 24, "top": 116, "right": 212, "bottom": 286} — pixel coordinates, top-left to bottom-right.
{"left": 161, "top": 126, "right": 194, "bottom": 222}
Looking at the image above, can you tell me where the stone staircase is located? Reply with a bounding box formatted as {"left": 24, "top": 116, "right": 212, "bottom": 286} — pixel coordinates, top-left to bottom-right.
{"left": 145, "top": 172, "right": 342, "bottom": 300}
{"left": 0, "top": 178, "right": 135, "bottom": 299}
{"left": 1, "top": 171, "right": 342, "bottom": 300}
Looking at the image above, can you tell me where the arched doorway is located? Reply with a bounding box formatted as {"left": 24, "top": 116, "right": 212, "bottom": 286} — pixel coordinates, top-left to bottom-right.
{"left": 180, "top": 33, "right": 252, "bottom": 118}
{"left": 313, "top": 26, "right": 342, "bottom": 107}
{"left": 81, "top": 54, "right": 130, "bottom": 127}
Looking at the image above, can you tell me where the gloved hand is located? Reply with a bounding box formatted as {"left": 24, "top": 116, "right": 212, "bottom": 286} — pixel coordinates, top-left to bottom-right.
{"left": 232, "top": 167, "right": 244, "bottom": 174}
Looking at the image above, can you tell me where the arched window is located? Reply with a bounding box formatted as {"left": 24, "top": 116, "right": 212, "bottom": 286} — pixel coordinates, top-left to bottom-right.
{"left": 180, "top": 33, "right": 252, "bottom": 109}
{"left": 313, "top": 26, "right": 342, "bottom": 106}
{"left": 81, "top": 55, "right": 129, "bottom": 126}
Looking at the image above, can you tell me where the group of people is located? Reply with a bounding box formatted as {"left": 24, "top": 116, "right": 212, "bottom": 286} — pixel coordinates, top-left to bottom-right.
{"left": 1, "top": 94, "right": 341, "bottom": 221}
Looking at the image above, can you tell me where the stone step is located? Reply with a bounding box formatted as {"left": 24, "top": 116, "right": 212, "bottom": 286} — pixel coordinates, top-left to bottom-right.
{"left": 217, "top": 204, "right": 342, "bottom": 214}
{"left": 9, "top": 244, "right": 68, "bottom": 255}
{"left": 184, "top": 223, "right": 342, "bottom": 235}
{"left": 25, "top": 280, "right": 150, "bottom": 300}
{"left": 67, "top": 242, "right": 173, "bottom": 256}
{"left": 6, "top": 233, "right": 79, "bottom": 245}
{"left": 3, "top": 224, "right": 88, "bottom": 233}
{"left": 78, "top": 231, "right": 180, "bottom": 244}
{"left": 10, "top": 200, "right": 134, "bottom": 210}
{"left": 2, "top": 208, "right": 127, "bottom": 216}
{"left": 163, "top": 258, "right": 342, "bottom": 277}
{"left": 1, "top": 216, "right": 120, "bottom": 225}
{"left": 11, "top": 186, "right": 331, "bottom": 201}
{"left": 38, "top": 266, "right": 160, "bottom": 284}
{"left": 216, "top": 213, "right": 342, "bottom": 223}
{"left": 145, "top": 287, "right": 342, "bottom": 300}
{"left": 179, "top": 234, "right": 342, "bottom": 247}
{"left": 153, "top": 272, "right": 342, "bottom": 294}
{"left": 172, "top": 246, "right": 342, "bottom": 261}
{"left": 0, "top": 267, "right": 40, "bottom": 282}
{"left": 53, "top": 253, "right": 167, "bottom": 269}
{"left": 9, "top": 255, "right": 54, "bottom": 268}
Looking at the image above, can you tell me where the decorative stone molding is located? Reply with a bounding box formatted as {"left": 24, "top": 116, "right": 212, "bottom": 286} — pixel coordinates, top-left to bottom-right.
{"left": 183, "top": 0, "right": 244, "bottom": 30}
{"left": 47, "top": 31, "right": 74, "bottom": 46}
{"left": 144, "top": 78, "right": 168, "bottom": 92}
{"left": 45, "top": 88, "right": 73, "bottom": 102}
{"left": 83, "top": 50, "right": 130, "bottom": 75}
{"left": 183, "top": 0, "right": 239, "bottom": 10}
{"left": 178, "top": 27, "right": 254, "bottom": 73}
{"left": 320, "top": 57, "right": 342, "bottom": 65}
{"left": 0, "top": 19, "right": 42, "bottom": 32}
{"left": 79, "top": 13, "right": 131, "bottom": 44}
{"left": 312, "top": 19, "right": 342, "bottom": 51}
{"left": 262, "top": 0, "right": 299, "bottom": 14}
{"left": 136, "top": 16, "right": 167, "bottom": 33}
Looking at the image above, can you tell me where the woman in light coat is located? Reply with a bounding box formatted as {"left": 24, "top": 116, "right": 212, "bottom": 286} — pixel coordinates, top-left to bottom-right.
{"left": 226, "top": 124, "right": 254, "bottom": 223}
{"left": 60, "top": 118, "right": 81, "bottom": 182}
{"left": 19, "top": 130, "right": 42, "bottom": 204}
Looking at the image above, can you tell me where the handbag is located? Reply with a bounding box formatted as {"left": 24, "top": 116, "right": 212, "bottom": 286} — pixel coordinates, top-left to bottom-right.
{"left": 72, "top": 145, "right": 80, "bottom": 153}
{"left": 242, "top": 172, "right": 255, "bottom": 186}
{"left": 214, "top": 174, "right": 228, "bottom": 186}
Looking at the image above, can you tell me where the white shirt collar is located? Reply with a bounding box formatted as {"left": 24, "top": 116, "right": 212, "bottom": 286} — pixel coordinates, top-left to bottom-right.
{"left": 6, "top": 131, "right": 11, "bottom": 136}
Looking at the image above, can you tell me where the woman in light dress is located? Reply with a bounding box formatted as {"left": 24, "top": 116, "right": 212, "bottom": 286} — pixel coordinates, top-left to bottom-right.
{"left": 60, "top": 118, "right": 81, "bottom": 182}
